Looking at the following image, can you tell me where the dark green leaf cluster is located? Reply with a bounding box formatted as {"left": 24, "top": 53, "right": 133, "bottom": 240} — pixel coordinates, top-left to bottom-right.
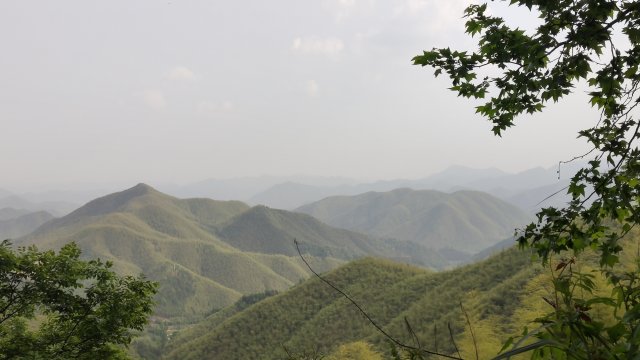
{"left": 0, "top": 240, "right": 157, "bottom": 359}
{"left": 415, "top": 0, "right": 640, "bottom": 358}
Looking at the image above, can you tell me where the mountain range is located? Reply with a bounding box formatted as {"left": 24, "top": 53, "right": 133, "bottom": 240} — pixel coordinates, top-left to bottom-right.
{"left": 18, "top": 184, "right": 449, "bottom": 319}
{"left": 245, "top": 164, "right": 580, "bottom": 210}
{"left": 296, "top": 188, "right": 531, "bottom": 253}
{"left": 0, "top": 209, "right": 55, "bottom": 240}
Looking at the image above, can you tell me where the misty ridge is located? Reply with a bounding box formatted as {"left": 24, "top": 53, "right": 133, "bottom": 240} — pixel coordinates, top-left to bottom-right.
{"left": 0, "top": 162, "right": 581, "bottom": 217}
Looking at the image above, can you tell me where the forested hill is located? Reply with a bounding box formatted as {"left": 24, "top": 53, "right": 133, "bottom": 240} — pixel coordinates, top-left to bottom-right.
{"left": 216, "top": 204, "right": 447, "bottom": 268}
{"left": 18, "top": 184, "right": 340, "bottom": 318}
{"left": 18, "top": 183, "right": 446, "bottom": 319}
{"left": 296, "top": 188, "right": 531, "bottom": 253}
{"left": 163, "top": 247, "right": 536, "bottom": 359}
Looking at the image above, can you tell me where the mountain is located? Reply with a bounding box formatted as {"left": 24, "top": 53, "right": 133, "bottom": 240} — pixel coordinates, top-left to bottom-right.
{"left": 0, "top": 195, "right": 78, "bottom": 216}
{"left": 0, "top": 207, "right": 31, "bottom": 221}
{"left": 248, "top": 182, "right": 352, "bottom": 210}
{"left": 19, "top": 184, "right": 445, "bottom": 319}
{"left": 506, "top": 180, "right": 571, "bottom": 213}
{"left": 0, "top": 210, "right": 55, "bottom": 240}
{"left": 20, "top": 184, "right": 344, "bottom": 318}
{"left": 296, "top": 188, "right": 531, "bottom": 253}
{"left": 163, "top": 247, "right": 536, "bottom": 360}
{"left": 216, "top": 205, "right": 447, "bottom": 268}
{"left": 161, "top": 175, "right": 357, "bottom": 202}
{"left": 247, "top": 164, "right": 580, "bottom": 210}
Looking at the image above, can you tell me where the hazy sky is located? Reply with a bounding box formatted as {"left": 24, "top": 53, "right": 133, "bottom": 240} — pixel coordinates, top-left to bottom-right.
{"left": 1, "top": 1, "right": 599, "bottom": 189}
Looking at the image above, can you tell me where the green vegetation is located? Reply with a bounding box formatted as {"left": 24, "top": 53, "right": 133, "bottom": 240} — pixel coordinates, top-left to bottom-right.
{"left": 297, "top": 188, "right": 531, "bottom": 253}
{"left": 163, "top": 247, "right": 535, "bottom": 359}
{"left": 19, "top": 184, "right": 345, "bottom": 319}
{"left": 414, "top": 0, "right": 640, "bottom": 357}
{"left": 219, "top": 204, "right": 448, "bottom": 268}
{"left": 15, "top": 180, "right": 449, "bottom": 359}
{"left": 163, "top": 231, "right": 640, "bottom": 360}
{"left": 0, "top": 240, "right": 156, "bottom": 359}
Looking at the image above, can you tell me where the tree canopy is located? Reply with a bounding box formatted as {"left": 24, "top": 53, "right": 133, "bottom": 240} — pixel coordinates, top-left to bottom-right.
{"left": 414, "top": 0, "right": 640, "bottom": 358}
{"left": 0, "top": 240, "right": 157, "bottom": 359}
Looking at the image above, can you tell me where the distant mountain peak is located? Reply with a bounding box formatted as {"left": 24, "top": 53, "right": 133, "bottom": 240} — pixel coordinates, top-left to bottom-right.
{"left": 129, "top": 182, "right": 158, "bottom": 195}
{"left": 59, "top": 183, "right": 163, "bottom": 220}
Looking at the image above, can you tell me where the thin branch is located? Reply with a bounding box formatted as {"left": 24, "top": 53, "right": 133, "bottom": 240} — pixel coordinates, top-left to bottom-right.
{"left": 434, "top": 323, "right": 438, "bottom": 353}
{"left": 460, "top": 302, "right": 479, "bottom": 360}
{"left": 448, "top": 322, "right": 462, "bottom": 359}
{"left": 405, "top": 316, "right": 422, "bottom": 350}
{"left": 534, "top": 185, "right": 570, "bottom": 208}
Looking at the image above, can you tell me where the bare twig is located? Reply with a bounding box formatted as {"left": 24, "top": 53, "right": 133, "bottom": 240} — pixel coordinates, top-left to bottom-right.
{"left": 460, "top": 302, "right": 478, "bottom": 360}
{"left": 448, "top": 322, "right": 462, "bottom": 359}
{"left": 405, "top": 316, "right": 422, "bottom": 349}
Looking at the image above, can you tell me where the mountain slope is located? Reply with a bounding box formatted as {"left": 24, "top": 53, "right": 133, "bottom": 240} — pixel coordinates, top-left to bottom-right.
{"left": 296, "top": 188, "right": 531, "bottom": 252}
{"left": 215, "top": 205, "right": 447, "bottom": 268}
{"left": 0, "top": 195, "right": 77, "bottom": 216}
{"left": 20, "top": 184, "right": 342, "bottom": 318}
{"left": 0, "top": 210, "right": 55, "bottom": 240}
{"left": 0, "top": 207, "right": 31, "bottom": 221}
{"left": 20, "top": 184, "right": 446, "bottom": 319}
{"left": 164, "top": 247, "right": 536, "bottom": 359}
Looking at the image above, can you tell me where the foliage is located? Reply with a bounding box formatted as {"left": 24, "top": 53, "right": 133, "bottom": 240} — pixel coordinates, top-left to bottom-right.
{"left": 0, "top": 240, "right": 157, "bottom": 359}
{"left": 414, "top": 0, "right": 640, "bottom": 357}
{"left": 325, "top": 341, "right": 385, "bottom": 360}
{"left": 163, "top": 250, "right": 535, "bottom": 359}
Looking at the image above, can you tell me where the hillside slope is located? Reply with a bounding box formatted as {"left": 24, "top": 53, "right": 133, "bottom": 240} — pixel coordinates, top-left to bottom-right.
{"left": 296, "top": 188, "right": 531, "bottom": 252}
{"left": 0, "top": 210, "right": 55, "bottom": 240}
{"left": 20, "top": 184, "right": 446, "bottom": 319}
{"left": 217, "top": 205, "right": 447, "bottom": 268}
{"left": 20, "top": 184, "right": 342, "bottom": 318}
{"left": 164, "top": 247, "right": 536, "bottom": 359}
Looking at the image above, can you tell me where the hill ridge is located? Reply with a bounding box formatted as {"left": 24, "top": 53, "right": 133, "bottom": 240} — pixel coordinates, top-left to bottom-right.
{"left": 296, "top": 188, "right": 531, "bottom": 252}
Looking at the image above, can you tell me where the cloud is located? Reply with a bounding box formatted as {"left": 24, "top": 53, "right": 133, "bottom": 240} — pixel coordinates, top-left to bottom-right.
{"left": 197, "top": 100, "right": 234, "bottom": 116}
{"left": 143, "top": 90, "right": 166, "bottom": 110}
{"left": 292, "top": 37, "right": 344, "bottom": 57}
{"left": 395, "top": 0, "right": 472, "bottom": 32}
{"left": 168, "top": 66, "right": 196, "bottom": 81}
{"left": 333, "top": 0, "right": 356, "bottom": 21}
{"left": 307, "top": 80, "right": 319, "bottom": 97}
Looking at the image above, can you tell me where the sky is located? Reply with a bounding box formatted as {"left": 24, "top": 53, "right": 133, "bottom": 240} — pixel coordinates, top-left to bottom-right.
{"left": 0, "top": 0, "right": 600, "bottom": 190}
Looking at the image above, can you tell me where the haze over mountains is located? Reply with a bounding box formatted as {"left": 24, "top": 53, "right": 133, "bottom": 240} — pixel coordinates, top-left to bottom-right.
{"left": 251, "top": 164, "right": 577, "bottom": 211}
{"left": 0, "top": 164, "right": 581, "bottom": 359}
{"left": 296, "top": 188, "right": 531, "bottom": 254}
{"left": 153, "top": 164, "right": 578, "bottom": 211}
{"left": 0, "top": 164, "right": 578, "bottom": 218}
{"left": 0, "top": 209, "right": 54, "bottom": 240}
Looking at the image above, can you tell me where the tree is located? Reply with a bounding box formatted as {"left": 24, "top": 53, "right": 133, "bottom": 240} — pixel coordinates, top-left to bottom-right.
{"left": 0, "top": 240, "right": 157, "bottom": 359}
{"left": 414, "top": 0, "right": 640, "bottom": 358}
